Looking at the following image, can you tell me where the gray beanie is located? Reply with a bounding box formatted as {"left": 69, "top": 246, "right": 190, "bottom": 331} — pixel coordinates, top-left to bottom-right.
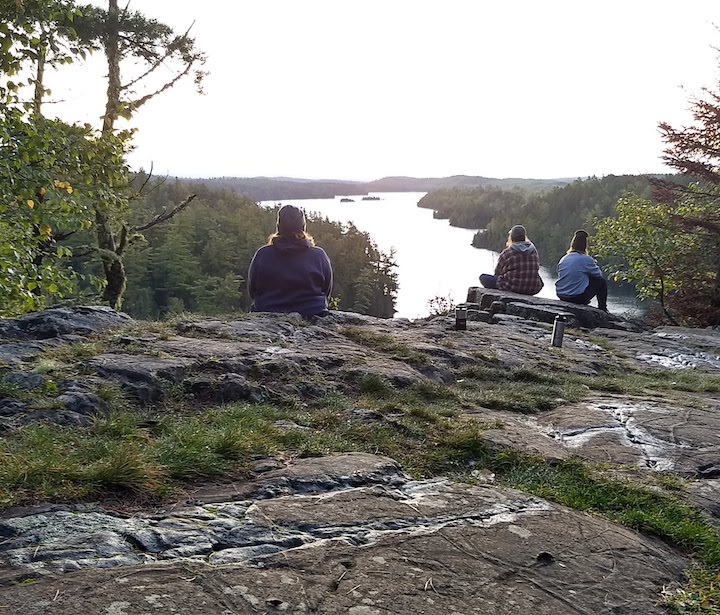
{"left": 277, "top": 205, "right": 306, "bottom": 235}
{"left": 509, "top": 225, "right": 526, "bottom": 241}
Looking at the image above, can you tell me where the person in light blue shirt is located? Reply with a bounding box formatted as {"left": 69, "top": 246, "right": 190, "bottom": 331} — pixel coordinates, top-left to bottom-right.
{"left": 555, "top": 229, "right": 609, "bottom": 312}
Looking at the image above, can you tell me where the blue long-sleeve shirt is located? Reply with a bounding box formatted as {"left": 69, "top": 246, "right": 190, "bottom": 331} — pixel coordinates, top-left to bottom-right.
{"left": 555, "top": 251, "right": 603, "bottom": 297}
{"left": 248, "top": 237, "right": 333, "bottom": 317}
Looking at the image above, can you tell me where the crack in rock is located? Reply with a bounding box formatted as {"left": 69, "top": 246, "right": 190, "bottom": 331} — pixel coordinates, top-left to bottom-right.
{"left": 0, "top": 479, "right": 550, "bottom": 573}
{"left": 551, "top": 402, "right": 689, "bottom": 471}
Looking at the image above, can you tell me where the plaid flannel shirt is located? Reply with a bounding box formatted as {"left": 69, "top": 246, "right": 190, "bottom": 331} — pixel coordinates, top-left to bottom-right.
{"left": 495, "top": 245, "right": 544, "bottom": 295}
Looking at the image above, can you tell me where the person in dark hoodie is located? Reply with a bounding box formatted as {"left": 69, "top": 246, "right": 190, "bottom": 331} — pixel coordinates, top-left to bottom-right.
{"left": 555, "top": 229, "right": 608, "bottom": 312}
{"left": 479, "top": 224, "right": 544, "bottom": 295}
{"left": 247, "top": 205, "right": 333, "bottom": 317}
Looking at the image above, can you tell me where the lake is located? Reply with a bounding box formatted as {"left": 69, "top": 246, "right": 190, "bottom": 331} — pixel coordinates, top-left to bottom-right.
{"left": 261, "top": 192, "right": 640, "bottom": 319}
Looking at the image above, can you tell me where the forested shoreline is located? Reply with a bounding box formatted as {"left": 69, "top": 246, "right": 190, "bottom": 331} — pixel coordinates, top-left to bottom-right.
{"left": 417, "top": 174, "right": 692, "bottom": 267}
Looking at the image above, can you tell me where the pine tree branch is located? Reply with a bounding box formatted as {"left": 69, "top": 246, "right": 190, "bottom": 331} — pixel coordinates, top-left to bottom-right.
{"left": 127, "top": 63, "right": 193, "bottom": 111}
{"left": 120, "top": 25, "right": 197, "bottom": 92}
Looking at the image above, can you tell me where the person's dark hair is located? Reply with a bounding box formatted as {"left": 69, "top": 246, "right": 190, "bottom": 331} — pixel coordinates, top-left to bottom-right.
{"left": 568, "top": 229, "right": 589, "bottom": 253}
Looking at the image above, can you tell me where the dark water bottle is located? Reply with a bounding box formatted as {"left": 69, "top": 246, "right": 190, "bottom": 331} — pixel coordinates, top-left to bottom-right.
{"left": 455, "top": 306, "right": 467, "bottom": 330}
{"left": 551, "top": 314, "right": 567, "bottom": 347}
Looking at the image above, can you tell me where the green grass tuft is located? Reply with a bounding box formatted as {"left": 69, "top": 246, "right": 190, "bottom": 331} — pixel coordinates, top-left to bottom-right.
{"left": 81, "top": 443, "right": 168, "bottom": 494}
{"left": 358, "top": 373, "right": 394, "bottom": 396}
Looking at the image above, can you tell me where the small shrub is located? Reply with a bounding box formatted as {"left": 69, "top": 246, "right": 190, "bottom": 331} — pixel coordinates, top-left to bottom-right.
{"left": 427, "top": 295, "right": 455, "bottom": 317}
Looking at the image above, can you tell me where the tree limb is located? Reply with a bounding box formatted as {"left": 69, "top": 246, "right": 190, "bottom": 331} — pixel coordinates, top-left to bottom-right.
{"left": 128, "top": 63, "right": 194, "bottom": 111}
{"left": 669, "top": 214, "right": 720, "bottom": 234}
{"left": 120, "top": 26, "right": 196, "bottom": 92}
{"left": 134, "top": 193, "right": 197, "bottom": 232}
{"left": 647, "top": 251, "right": 680, "bottom": 325}
{"left": 119, "top": 44, "right": 172, "bottom": 92}
{"left": 130, "top": 161, "right": 154, "bottom": 200}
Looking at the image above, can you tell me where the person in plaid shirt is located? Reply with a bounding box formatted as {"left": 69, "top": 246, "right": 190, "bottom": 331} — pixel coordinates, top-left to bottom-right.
{"left": 479, "top": 225, "right": 544, "bottom": 295}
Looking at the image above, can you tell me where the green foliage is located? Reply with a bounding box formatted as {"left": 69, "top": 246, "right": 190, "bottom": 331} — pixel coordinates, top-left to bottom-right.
{"left": 472, "top": 175, "right": 677, "bottom": 266}
{"left": 595, "top": 188, "right": 720, "bottom": 325}
{"left": 0, "top": 0, "right": 207, "bottom": 314}
{"left": 0, "top": 108, "right": 127, "bottom": 315}
{"left": 594, "top": 80, "right": 720, "bottom": 327}
{"left": 595, "top": 195, "right": 680, "bottom": 299}
{"left": 0, "top": 0, "right": 83, "bottom": 107}
{"left": 662, "top": 565, "right": 720, "bottom": 613}
{"left": 311, "top": 216, "right": 397, "bottom": 317}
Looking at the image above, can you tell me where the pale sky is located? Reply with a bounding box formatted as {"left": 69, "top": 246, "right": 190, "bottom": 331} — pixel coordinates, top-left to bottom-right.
{"left": 47, "top": 1, "right": 720, "bottom": 181}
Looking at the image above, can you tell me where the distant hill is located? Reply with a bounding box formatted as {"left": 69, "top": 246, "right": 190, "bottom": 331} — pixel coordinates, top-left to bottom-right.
{"left": 184, "top": 177, "right": 366, "bottom": 201}
{"left": 168, "top": 175, "right": 573, "bottom": 202}
{"left": 365, "top": 175, "right": 571, "bottom": 193}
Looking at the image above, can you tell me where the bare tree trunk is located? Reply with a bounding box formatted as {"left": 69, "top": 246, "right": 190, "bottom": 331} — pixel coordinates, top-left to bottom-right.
{"left": 102, "top": 0, "right": 120, "bottom": 135}
{"left": 95, "top": 209, "right": 126, "bottom": 309}
{"left": 712, "top": 244, "right": 720, "bottom": 324}
{"left": 102, "top": 258, "right": 127, "bottom": 310}
{"left": 657, "top": 276, "right": 679, "bottom": 326}
{"left": 33, "top": 43, "right": 46, "bottom": 116}
{"left": 96, "top": 0, "right": 127, "bottom": 309}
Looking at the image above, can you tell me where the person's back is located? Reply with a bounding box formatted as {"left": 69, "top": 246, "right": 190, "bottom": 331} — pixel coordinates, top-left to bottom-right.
{"left": 479, "top": 224, "right": 543, "bottom": 295}
{"left": 555, "top": 229, "right": 608, "bottom": 312}
{"left": 555, "top": 251, "right": 601, "bottom": 296}
{"left": 248, "top": 205, "right": 333, "bottom": 317}
{"left": 496, "top": 240, "right": 544, "bottom": 295}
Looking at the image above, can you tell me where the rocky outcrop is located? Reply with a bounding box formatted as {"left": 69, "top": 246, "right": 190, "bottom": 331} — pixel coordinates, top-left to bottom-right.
{"left": 0, "top": 453, "right": 688, "bottom": 614}
{"left": 475, "top": 392, "right": 720, "bottom": 476}
{"left": 0, "top": 306, "right": 717, "bottom": 428}
{"left": 0, "top": 305, "right": 133, "bottom": 341}
{"left": 0, "top": 305, "right": 718, "bottom": 613}
{"left": 464, "top": 287, "right": 645, "bottom": 331}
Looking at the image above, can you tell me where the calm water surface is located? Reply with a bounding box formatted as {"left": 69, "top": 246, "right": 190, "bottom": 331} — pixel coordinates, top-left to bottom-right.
{"left": 261, "top": 192, "right": 638, "bottom": 319}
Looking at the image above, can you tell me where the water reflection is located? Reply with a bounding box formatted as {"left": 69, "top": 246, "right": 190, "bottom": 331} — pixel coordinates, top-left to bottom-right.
{"left": 261, "top": 192, "right": 641, "bottom": 320}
